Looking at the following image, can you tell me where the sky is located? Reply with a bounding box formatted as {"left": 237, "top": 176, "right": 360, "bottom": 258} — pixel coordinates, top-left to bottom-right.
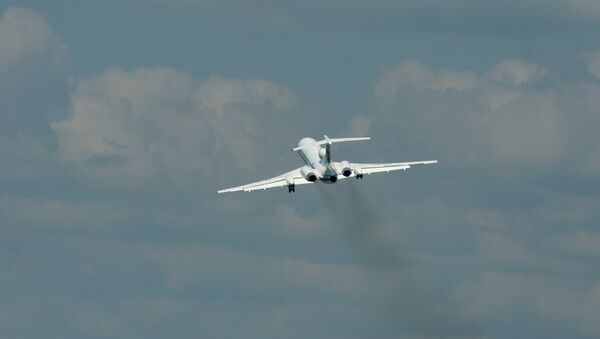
{"left": 1, "top": 1, "right": 600, "bottom": 338}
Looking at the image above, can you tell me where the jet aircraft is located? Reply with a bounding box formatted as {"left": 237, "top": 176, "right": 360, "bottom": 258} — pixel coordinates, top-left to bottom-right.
{"left": 217, "top": 136, "right": 437, "bottom": 193}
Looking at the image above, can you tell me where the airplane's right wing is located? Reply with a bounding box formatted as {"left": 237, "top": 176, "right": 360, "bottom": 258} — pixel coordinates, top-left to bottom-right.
{"left": 336, "top": 160, "right": 438, "bottom": 178}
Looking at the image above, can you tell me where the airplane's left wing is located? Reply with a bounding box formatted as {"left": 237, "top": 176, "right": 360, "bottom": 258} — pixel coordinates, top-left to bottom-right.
{"left": 217, "top": 168, "right": 311, "bottom": 193}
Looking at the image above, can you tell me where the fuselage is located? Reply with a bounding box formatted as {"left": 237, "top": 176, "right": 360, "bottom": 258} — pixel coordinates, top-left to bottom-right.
{"left": 297, "top": 138, "right": 338, "bottom": 183}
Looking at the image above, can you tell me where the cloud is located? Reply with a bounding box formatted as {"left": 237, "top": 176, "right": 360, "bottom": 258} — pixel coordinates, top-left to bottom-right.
{"left": 145, "top": 243, "right": 370, "bottom": 299}
{"left": 3, "top": 6, "right": 600, "bottom": 338}
{"left": 0, "top": 7, "right": 69, "bottom": 142}
{"left": 582, "top": 48, "right": 600, "bottom": 80}
{"left": 52, "top": 67, "right": 297, "bottom": 188}
{"left": 132, "top": 0, "right": 600, "bottom": 31}
{"left": 69, "top": 307, "right": 123, "bottom": 337}
{"left": 456, "top": 270, "right": 600, "bottom": 338}
{"left": 368, "top": 56, "right": 600, "bottom": 337}
{"left": 345, "top": 115, "right": 372, "bottom": 137}
{"left": 548, "top": 230, "right": 600, "bottom": 258}
{"left": 196, "top": 75, "right": 296, "bottom": 115}
{"left": 0, "top": 7, "right": 73, "bottom": 209}
{"left": 0, "top": 7, "right": 68, "bottom": 70}
{"left": 374, "top": 60, "right": 478, "bottom": 106}
{"left": 486, "top": 59, "right": 547, "bottom": 86}
{"left": 0, "top": 194, "right": 130, "bottom": 230}
{"left": 372, "top": 58, "right": 571, "bottom": 170}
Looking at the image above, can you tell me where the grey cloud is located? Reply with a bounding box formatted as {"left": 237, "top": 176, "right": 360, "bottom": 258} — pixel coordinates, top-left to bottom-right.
{"left": 457, "top": 270, "right": 600, "bottom": 338}
{"left": 133, "top": 0, "right": 600, "bottom": 31}
{"left": 582, "top": 48, "right": 600, "bottom": 80}
{"left": 0, "top": 7, "right": 73, "bottom": 210}
{"left": 0, "top": 194, "right": 130, "bottom": 230}
{"left": 549, "top": 230, "right": 600, "bottom": 258}
{"left": 367, "top": 56, "right": 600, "bottom": 337}
{"left": 2, "top": 5, "right": 600, "bottom": 339}
{"left": 145, "top": 243, "right": 372, "bottom": 300}
{"left": 0, "top": 230, "right": 386, "bottom": 339}
{"left": 0, "top": 7, "right": 69, "bottom": 142}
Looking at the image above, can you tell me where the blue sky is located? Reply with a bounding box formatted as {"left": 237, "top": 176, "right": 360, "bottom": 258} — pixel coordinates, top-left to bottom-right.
{"left": 1, "top": 1, "right": 600, "bottom": 338}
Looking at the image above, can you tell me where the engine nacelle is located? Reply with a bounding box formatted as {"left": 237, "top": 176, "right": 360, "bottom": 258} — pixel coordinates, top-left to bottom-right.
{"left": 300, "top": 166, "right": 319, "bottom": 182}
{"left": 339, "top": 160, "right": 352, "bottom": 177}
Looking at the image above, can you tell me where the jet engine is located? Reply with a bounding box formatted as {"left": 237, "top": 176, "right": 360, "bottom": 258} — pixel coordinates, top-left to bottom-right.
{"left": 300, "top": 166, "right": 319, "bottom": 182}
{"left": 338, "top": 160, "right": 352, "bottom": 177}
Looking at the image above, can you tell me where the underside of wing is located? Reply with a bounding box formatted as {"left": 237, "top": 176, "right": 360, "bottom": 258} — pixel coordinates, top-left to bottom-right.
{"left": 335, "top": 160, "right": 438, "bottom": 179}
{"left": 217, "top": 168, "right": 311, "bottom": 193}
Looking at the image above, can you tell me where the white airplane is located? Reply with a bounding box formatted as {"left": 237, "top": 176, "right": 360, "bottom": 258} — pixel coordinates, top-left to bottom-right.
{"left": 217, "top": 136, "right": 438, "bottom": 193}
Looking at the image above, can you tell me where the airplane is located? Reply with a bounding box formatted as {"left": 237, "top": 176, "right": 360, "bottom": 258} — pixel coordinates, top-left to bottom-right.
{"left": 217, "top": 135, "right": 438, "bottom": 193}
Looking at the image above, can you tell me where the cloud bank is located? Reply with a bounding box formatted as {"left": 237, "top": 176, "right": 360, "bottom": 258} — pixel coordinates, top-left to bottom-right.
{"left": 135, "top": 0, "right": 600, "bottom": 31}
{"left": 2, "top": 5, "right": 600, "bottom": 339}
{"left": 0, "top": 7, "right": 68, "bottom": 141}
{"left": 53, "top": 68, "right": 296, "bottom": 189}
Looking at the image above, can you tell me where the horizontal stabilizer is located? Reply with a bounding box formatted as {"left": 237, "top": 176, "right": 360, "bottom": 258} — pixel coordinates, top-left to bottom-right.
{"left": 292, "top": 135, "right": 370, "bottom": 151}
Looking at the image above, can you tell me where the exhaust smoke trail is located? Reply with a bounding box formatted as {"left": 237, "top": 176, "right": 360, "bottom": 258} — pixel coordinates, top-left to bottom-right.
{"left": 315, "top": 182, "right": 479, "bottom": 338}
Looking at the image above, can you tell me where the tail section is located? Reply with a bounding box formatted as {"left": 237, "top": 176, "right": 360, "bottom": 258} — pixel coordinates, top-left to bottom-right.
{"left": 292, "top": 135, "right": 370, "bottom": 167}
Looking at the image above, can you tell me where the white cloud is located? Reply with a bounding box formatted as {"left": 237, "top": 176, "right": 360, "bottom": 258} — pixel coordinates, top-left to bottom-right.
{"left": 0, "top": 6, "right": 72, "bottom": 207}
{"left": 52, "top": 67, "right": 297, "bottom": 187}
{"left": 486, "top": 59, "right": 547, "bottom": 86}
{"left": 375, "top": 59, "right": 477, "bottom": 106}
{"left": 582, "top": 48, "right": 600, "bottom": 80}
{"left": 0, "top": 7, "right": 69, "bottom": 140}
{"left": 0, "top": 7, "right": 68, "bottom": 70}
{"left": 373, "top": 58, "right": 567, "bottom": 168}
{"left": 196, "top": 75, "right": 296, "bottom": 115}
